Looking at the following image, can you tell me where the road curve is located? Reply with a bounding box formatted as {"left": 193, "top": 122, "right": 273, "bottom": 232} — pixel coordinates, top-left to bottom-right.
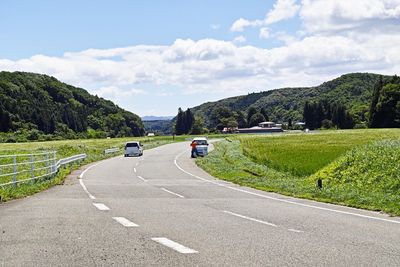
{"left": 1, "top": 141, "right": 399, "bottom": 266}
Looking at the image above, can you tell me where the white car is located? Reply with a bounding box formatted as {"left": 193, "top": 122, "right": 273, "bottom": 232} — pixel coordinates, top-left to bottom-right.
{"left": 124, "top": 141, "right": 143, "bottom": 157}
{"left": 193, "top": 137, "right": 209, "bottom": 156}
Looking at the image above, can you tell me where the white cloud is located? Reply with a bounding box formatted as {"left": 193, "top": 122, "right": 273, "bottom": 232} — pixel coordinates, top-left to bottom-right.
{"left": 230, "top": 0, "right": 300, "bottom": 32}
{"left": 300, "top": 0, "right": 400, "bottom": 33}
{"left": 233, "top": 35, "right": 246, "bottom": 43}
{"left": 1, "top": 33, "right": 399, "bottom": 99}
{"left": 230, "top": 18, "right": 262, "bottom": 32}
{"left": 265, "top": 0, "right": 300, "bottom": 24}
{"left": 259, "top": 28, "right": 270, "bottom": 39}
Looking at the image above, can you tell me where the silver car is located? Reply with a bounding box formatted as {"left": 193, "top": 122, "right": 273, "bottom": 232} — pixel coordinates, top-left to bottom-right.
{"left": 193, "top": 137, "right": 209, "bottom": 156}
{"left": 124, "top": 141, "right": 143, "bottom": 157}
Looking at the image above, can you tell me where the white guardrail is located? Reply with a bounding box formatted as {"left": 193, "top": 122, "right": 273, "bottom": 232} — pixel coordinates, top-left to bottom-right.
{"left": 0, "top": 151, "right": 86, "bottom": 188}
{"left": 104, "top": 147, "right": 119, "bottom": 154}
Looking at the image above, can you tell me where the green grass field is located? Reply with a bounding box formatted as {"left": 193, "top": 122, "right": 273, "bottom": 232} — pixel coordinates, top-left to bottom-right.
{"left": 197, "top": 129, "right": 400, "bottom": 215}
{"left": 239, "top": 129, "right": 400, "bottom": 176}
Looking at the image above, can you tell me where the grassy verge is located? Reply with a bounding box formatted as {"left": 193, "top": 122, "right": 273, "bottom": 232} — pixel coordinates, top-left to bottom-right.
{"left": 197, "top": 129, "right": 400, "bottom": 215}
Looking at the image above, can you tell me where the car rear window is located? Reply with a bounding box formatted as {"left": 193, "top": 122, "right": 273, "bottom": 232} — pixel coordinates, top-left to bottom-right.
{"left": 195, "top": 140, "right": 208, "bottom": 145}
{"left": 126, "top": 143, "right": 139, "bottom": 147}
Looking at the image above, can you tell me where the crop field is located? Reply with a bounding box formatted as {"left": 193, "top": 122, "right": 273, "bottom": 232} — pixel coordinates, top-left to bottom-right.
{"left": 239, "top": 129, "right": 400, "bottom": 176}
{"left": 197, "top": 129, "right": 400, "bottom": 215}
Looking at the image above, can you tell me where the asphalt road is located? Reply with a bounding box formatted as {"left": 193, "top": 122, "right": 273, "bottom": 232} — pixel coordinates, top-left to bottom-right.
{"left": 1, "top": 141, "right": 400, "bottom": 266}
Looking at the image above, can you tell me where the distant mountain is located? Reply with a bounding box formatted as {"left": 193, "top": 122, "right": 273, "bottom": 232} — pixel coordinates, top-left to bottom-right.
{"left": 142, "top": 116, "right": 174, "bottom": 121}
{"left": 0, "top": 71, "right": 144, "bottom": 140}
{"left": 190, "top": 73, "right": 395, "bottom": 129}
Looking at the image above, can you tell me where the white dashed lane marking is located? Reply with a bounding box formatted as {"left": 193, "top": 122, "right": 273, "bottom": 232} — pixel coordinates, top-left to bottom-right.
{"left": 288, "top": 229, "right": 304, "bottom": 233}
{"left": 113, "top": 217, "right": 139, "bottom": 227}
{"left": 93, "top": 203, "right": 110, "bottom": 211}
{"left": 161, "top": 188, "right": 185, "bottom": 198}
{"left": 151, "top": 237, "right": 198, "bottom": 254}
{"left": 223, "top": 210, "right": 277, "bottom": 227}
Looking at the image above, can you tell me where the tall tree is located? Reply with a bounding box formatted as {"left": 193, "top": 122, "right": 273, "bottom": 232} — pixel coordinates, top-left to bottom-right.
{"left": 184, "top": 108, "right": 194, "bottom": 133}
{"left": 249, "top": 113, "right": 266, "bottom": 127}
{"left": 247, "top": 107, "right": 257, "bottom": 127}
{"left": 235, "top": 111, "right": 247, "bottom": 128}
{"left": 175, "top": 108, "right": 185, "bottom": 135}
{"left": 190, "top": 116, "right": 204, "bottom": 134}
{"left": 260, "top": 108, "right": 269, "bottom": 121}
{"left": 303, "top": 101, "right": 314, "bottom": 129}
{"left": 373, "top": 84, "right": 400, "bottom": 128}
{"left": 369, "top": 75, "right": 383, "bottom": 128}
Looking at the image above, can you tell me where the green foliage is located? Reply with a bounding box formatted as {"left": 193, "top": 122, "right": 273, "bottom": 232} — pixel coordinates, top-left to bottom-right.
{"left": 143, "top": 120, "right": 173, "bottom": 135}
{"left": 174, "top": 108, "right": 195, "bottom": 135}
{"left": 247, "top": 107, "right": 257, "bottom": 125}
{"left": 249, "top": 112, "right": 265, "bottom": 127}
{"left": 197, "top": 129, "right": 400, "bottom": 215}
{"left": 190, "top": 116, "right": 205, "bottom": 134}
{"left": 191, "top": 73, "right": 393, "bottom": 129}
{"left": 0, "top": 71, "right": 144, "bottom": 140}
{"left": 239, "top": 129, "right": 399, "bottom": 176}
{"left": 304, "top": 100, "right": 354, "bottom": 129}
{"left": 370, "top": 82, "right": 400, "bottom": 128}
{"left": 311, "top": 140, "right": 400, "bottom": 214}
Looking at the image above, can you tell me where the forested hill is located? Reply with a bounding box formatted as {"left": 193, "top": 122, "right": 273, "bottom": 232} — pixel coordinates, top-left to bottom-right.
{"left": 190, "top": 73, "right": 393, "bottom": 128}
{"left": 0, "top": 71, "right": 144, "bottom": 140}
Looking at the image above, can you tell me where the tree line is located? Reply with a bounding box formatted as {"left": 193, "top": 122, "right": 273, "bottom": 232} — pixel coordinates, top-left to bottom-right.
{"left": 303, "top": 100, "right": 355, "bottom": 130}
{"left": 174, "top": 106, "right": 273, "bottom": 134}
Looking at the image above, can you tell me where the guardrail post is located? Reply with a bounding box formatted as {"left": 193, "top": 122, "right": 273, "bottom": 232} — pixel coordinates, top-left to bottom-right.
{"left": 45, "top": 152, "right": 49, "bottom": 175}
{"left": 30, "top": 154, "right": 35, "bottom": 183}
{"left": 12, "top": 155, "right": 17, "bottom": 188}
{"left": 52, "top": 151, "right": 57, "bottom": 174}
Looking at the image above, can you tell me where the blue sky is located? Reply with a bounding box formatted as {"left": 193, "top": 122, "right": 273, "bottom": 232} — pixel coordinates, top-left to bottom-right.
{"left": 1, "top": 0, "right": 399, "bottom": 116}
{"left": 1, "top": 0, "right": 278, "bottom": 59}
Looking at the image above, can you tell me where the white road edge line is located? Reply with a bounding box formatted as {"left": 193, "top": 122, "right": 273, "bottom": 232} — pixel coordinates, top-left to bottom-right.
{"left": 223, "top": 210, "right": 277, "bottom": 227}
{"left": 79, "top": 179, "right": 96, "bottom": 200}
{"left": 151, "top": 237, "right": 198, "bottom": 254}
{"left": 78, "top": 162, "right": 103, "bottom": 200}
{"left": 93, "top": 203, "right": 110, "bottom": 211}
{"left": 137, "top": 175, "right": 147, "bottom": 182}
{"left": 161, "top": 188, "right": 185, "bottom": 198}
{"left": 174, "top": 150, "right": 400, "bottom": 225}
{"left": 113, "top": 217, "right": 139, "bottom": 227}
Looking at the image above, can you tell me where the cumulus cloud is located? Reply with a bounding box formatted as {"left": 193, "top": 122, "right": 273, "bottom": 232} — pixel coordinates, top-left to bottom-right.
{"left": 1, "top": 34, "right": 399, "bottom": 99}
{"left": 265, "top": 0, "right": 300, "bottom": 24}
{"left": 230, "top": 18, "right": 262, "bottom": 32}
{"left": 300, "top": 0, "right": 400, "bottom": 33}
{"left": 230, "top": 0, "right": 300, "bottom": 32}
